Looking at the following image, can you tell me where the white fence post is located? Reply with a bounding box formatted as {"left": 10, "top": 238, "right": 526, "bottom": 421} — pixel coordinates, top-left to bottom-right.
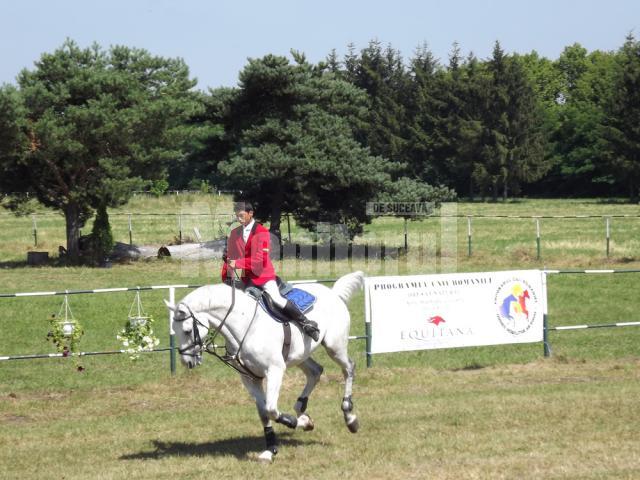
{"left": 169, "top": 287, "right": 176, "bottom": 375}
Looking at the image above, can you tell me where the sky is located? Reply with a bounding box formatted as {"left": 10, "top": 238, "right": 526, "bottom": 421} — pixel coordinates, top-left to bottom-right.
{"left": 1, "top": 0, "right": 639, "bottom": 91}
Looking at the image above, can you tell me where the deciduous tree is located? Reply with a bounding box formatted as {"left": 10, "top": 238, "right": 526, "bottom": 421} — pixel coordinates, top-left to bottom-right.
{"left": 0, "top": 40, "right": 203, "bottom": 260}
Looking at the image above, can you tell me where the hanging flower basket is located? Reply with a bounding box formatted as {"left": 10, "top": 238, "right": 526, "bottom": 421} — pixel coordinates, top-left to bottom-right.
{"left": 47, "top": 295, "right": 84, "bottom": 356}
{"left": 117, "top": 291, "right": 159, "bottom": 360}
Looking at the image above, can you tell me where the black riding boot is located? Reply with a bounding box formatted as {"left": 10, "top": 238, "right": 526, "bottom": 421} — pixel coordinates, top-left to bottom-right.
{"left": 283, "top": 300, "right": 320, "bottom": 341}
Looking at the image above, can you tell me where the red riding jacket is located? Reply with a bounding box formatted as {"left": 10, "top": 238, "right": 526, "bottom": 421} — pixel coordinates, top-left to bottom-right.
{"left": 221, "top": 222, "right": 276, "bottom": 286}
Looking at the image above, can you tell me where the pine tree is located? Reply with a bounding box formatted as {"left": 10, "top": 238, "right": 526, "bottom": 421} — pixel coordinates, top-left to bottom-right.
{"left": 343, "top": 43, "right": 359, "bottom": 83}
{"left": 477, "top": 41, "right": 510, "bottom": 200}
{"left": 502, "top": 54, "right": 548, "bottom": 198}
{"left": 405, "top": 43, "right": 443, "bottom": 182}
{"left": 325, "top": 49, "right": 342, "bottom": 74}
{"left": 353, "top": 41, "right": 410, "bottom": 163}
{"left": 602, "top": 34, "right": 640, "bottom": 200}
{"left": 0, "top": 85, "right": 30, "bottom": 200}
{"left": 215, "top": 54, "right": 399, "bottom": 239}
{"left": 475, "top": 42, "right": 548, "bottom": 200}
{"left": 90, "top": 203, "right": 113, "bottom": 264}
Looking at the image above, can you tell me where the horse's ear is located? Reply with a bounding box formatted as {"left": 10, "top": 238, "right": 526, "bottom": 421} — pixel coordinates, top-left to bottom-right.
{"left": 164, "top": 299, "right": 177, "bottom": 312}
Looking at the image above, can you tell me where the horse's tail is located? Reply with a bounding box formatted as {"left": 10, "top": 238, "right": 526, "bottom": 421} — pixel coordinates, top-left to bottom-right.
{"left": 332, "top": 271, "right": 364, "bottom": 304}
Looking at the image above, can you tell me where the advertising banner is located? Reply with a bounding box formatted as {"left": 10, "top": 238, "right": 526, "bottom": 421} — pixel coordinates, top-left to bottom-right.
{"left": 365, "top": 270, "right": 546, "bottom": 354}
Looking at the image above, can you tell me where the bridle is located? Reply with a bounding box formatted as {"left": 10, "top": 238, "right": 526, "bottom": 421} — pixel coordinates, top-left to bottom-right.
{"left": 172, "top": 304, "right": 210, "bottom": 358}
{"left": 172, "top": 276, "right": 263, "bottom": 380}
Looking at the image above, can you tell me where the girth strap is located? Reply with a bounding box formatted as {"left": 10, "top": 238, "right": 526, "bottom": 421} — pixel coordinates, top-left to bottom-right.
{"left": 282, "top": 322, "right": 291, "bottom": 362}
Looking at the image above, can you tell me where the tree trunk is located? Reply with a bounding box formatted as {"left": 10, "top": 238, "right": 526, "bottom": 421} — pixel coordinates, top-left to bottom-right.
{"left": 503, "top": 158, "right": 511, "bottom": 201}
{"left": 269, "top": 189, "right": 283, "bottom": 245}
{"left": 63, "top": 203, "right": 82, "bottom": 262}
{"left": 630, "top": 179, "right": 638, "bottom": 203}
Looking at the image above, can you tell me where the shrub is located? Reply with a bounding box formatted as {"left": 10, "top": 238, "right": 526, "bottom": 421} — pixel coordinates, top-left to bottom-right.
{"left": 91, "top": 204, "right": 114, "bottom": 264}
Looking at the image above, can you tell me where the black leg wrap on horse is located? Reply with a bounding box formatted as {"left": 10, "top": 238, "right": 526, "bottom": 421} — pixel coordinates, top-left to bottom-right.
{"left": 342, "top": 396, "right": 353, "bottom": 413}
{"left": 264, "top": 426, "right": 278, "bottom": 455}
{"left": 276, "top": 413, "right": 298, "bottom": 429}
{"left": 297, "top": 396, "right": 309, "bottom": 414}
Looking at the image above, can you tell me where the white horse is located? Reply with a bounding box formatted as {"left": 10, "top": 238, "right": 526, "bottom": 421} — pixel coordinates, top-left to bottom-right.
{"left": 164, "top": 271, "right": 363, "bottom": 463}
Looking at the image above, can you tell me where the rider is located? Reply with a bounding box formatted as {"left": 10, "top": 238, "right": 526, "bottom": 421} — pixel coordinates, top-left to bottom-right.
{"left": 221, "top": 201, "right": 320, "bottom": 342}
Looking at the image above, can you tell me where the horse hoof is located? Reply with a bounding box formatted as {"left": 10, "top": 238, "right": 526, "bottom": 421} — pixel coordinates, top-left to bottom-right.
{"left": 257, "top": 450, "right": 274, "bottom": 463}
{"left": 347, "top": 417, "right": 359, "bottom": 433}
{"left": 298, "top": 413, "right": 315, "bottom": 431}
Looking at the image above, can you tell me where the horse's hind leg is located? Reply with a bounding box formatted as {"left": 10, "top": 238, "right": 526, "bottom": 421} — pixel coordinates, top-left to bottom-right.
{"left": 324, "top": 343, "right": 359, "bottom": 433}
{"left": 294, "top": 358, "right": 324, "bottom": 431}
{"left": 241, "top": 376, "right": 278, "bottom": 463}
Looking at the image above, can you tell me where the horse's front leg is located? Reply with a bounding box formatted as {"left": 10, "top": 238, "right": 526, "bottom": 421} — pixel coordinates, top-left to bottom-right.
{"left": 263, "top": 367, "right": 298, "bottom": 429}
{"left": 240, "top": 376, "right": 278, "bottom": 463}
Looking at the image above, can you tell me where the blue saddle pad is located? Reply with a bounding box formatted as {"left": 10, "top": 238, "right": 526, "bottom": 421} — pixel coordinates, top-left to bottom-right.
{"left": 284, "top": 288, "right": 316, "bottom": 314}
{"left": 258, "top": 287, "right": 316, "bottom": 321}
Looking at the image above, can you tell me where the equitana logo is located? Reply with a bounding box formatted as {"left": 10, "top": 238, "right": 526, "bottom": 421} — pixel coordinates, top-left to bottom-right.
{"left": 494, "top": 279, "right": 538, "bottom": 335}
{"left": 400, "top": 314, "right": 473, "bottom": 341}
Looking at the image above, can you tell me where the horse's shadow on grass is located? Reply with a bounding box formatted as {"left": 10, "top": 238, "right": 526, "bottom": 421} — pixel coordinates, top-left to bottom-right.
{"left": 120, "top": 433, "right": 318, "bottom": 461}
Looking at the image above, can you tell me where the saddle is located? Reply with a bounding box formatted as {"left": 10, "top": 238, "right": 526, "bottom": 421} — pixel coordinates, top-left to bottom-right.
{"left": 243, "top": 278, "right": 317, "bottom": 361}
{"left": 228, "top": 276, "right": 316, "bottom": 322}
{"left": 258, "top": 287, "right": 316, "bottom": 322}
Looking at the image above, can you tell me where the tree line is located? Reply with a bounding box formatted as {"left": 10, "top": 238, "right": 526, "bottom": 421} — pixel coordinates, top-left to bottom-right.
{"left": 1, "top": 36, "right": 639, "bottom": 260}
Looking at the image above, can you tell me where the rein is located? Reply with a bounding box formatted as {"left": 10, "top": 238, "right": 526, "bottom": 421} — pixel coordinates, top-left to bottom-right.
{"left": 173, "top": 271, "right": 263, "bottom": 381}
{"left": 205, "top": 296, "right": 262, "bottom": 381}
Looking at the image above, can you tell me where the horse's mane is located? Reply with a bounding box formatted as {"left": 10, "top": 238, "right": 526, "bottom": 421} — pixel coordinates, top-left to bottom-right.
{"left": 181, "top": 283, "right": 250, "bottom": 312}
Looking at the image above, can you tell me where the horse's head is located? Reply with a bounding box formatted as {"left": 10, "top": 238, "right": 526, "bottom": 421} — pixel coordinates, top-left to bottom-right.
{"left": 164, "top": 300, "right": 207, "bottom": 369}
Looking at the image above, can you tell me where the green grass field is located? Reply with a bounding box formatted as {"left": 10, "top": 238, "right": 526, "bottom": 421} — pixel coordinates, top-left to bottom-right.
{"left": 1, "top": 196, "right": 639, "bottom": 479}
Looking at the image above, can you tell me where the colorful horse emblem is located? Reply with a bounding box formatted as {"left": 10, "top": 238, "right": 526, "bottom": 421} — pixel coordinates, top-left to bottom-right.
{"left": 495, "top": 280, "right": 538, "bottom": 335}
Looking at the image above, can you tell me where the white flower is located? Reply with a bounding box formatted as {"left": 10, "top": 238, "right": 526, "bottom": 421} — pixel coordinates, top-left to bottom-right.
{"left": 122, "top": 340, "right": 129, "bottom": 347}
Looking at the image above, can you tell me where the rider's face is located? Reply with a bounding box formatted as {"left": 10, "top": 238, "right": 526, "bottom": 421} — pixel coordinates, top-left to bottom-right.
{"left": 236, "top": 209, "right": 253, "bottom": 226}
